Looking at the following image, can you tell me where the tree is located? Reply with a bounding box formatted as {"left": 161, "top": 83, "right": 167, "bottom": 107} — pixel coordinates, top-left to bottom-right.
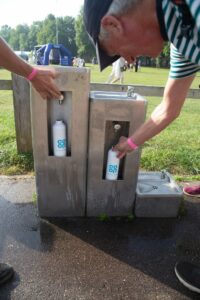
{"left": 17, "top": 24, "right": 30, "bottom": 50}
{"left": 57, "top": 16, "right": 77, "bottom": 55}
{"left": 75, "top": 7, "right": 95, "bottom": 61}
{"left": 9, "top": 28, "right": 20, "bottom": 50}
{"left": 0, "top": 11, "right": 89, "bottom": 57}
{"left": 28, "top": 21, "right": 43, "bottom": 50}
{"left": 158, "top": 42, "right": 170, "bottom": 68}
{"left": 0, "top": 25, "right": 12, "bottom": 43}
{"left": 7, "top": 24, "right": 30, "bottom": 50}
{"left": 35, "top": 14, "right": 77, "bottom": 55}
{"left": 163, "top": 42, "right": 170, "bottom": 57}
{"left": 37, "top": 14, "right": 57, "bottom": 45}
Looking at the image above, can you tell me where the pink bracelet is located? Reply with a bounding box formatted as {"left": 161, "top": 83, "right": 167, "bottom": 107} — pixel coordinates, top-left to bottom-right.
{"left": 26, "top": 68, "right": 37, "bottom": 81}
{"left": 127, "top": 137, "right": 138, "bottom": 150}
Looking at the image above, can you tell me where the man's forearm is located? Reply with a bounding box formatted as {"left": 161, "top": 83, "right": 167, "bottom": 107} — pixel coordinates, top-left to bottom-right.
{"left": 129, "top": 104, "right": 177, "bottom": 146}
{"left": 130, "top": 76, "right": 195, "bottom": 146}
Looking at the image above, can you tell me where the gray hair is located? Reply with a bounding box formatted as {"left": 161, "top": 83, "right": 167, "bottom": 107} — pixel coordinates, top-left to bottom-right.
{"left": 107, "top": 0, "right": 140, "bottom": 16}
{"left": 99, "top": 0, "right": 141, "bottom": 41}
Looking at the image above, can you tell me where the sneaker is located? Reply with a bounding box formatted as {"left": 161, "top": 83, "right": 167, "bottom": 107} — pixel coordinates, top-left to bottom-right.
{"left": 175, "top": 261, "right": 200, "bottom": 293}
{"left": 183, "top": 185, "right": 200, "bottom": 197}
{"left": 0, "top": 263, "right": 14, "bottom": 286}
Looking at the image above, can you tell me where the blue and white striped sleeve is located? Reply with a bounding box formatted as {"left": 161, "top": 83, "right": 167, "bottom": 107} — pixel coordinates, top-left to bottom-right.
{"left": 169, "top": 44, "right": 200, "bottom": 79}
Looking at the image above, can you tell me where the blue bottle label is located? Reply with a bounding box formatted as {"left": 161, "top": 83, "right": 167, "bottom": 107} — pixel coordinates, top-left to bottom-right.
{"left": 57, "top": 139, "right": 66, "bottom": 149}
{"left": 108, "top": 164, "right": 118, "bottom": 174}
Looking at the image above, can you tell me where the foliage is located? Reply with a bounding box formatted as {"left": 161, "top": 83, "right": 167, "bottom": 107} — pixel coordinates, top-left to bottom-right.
{"left": 0, "top": 10, "right": 170, "bottom": 63}
{"left": 28, "top": 22, "right": 43, "bottom": 50}
{"left": 98, "top": 213, "right": 110, "bottom": 221}
{"left": 37, "top": 14, "right": 57, "bottom": 45}
{"left": 57, "top": 16, "right": 77, "bottom": 55}
{"left": 163, "top": 42, "right": 170, "bottom": 57}
{"left": 0, "top": 25, "right": 12, "bottom": 42}
{"left": 0, "top": 14, "right": 78, "bottom": 56}
{"left": 75, "top": 7, "right": 95, "bottom": 60}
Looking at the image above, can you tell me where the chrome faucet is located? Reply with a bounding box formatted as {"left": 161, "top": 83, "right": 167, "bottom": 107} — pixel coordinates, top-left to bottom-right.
{"left": 127, "top": 86, "right": 136, "bottom": 99}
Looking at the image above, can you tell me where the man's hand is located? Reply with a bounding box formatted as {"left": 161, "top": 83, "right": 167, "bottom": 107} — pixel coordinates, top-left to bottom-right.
{"left": 113, "top": 136, "right": 133, "bottom": 159}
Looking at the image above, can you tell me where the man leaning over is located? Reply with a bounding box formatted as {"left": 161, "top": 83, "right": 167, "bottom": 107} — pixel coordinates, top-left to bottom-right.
{"left": 84, "top": 0, "right": 200, "bottom": 293}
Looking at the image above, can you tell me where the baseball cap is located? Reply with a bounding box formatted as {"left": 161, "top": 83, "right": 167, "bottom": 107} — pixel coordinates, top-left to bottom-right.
{"left": 84, "top": 0, "right": 120, "bottom": 71}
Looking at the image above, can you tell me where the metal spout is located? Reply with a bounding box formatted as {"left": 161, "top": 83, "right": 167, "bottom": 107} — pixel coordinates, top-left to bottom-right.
{"left": 114, "top": 124, "right": 121, "bottom": 132}
{"left": 58, "top": 94, "right": 64, "bottom": 105}
{"left": 127, "top": 86, "right": 136, "bottom": 98}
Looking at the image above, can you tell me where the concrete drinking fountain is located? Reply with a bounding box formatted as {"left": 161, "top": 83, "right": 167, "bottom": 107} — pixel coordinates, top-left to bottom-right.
{"left": 30, "top": 67, "right": 182, "bottom": 219}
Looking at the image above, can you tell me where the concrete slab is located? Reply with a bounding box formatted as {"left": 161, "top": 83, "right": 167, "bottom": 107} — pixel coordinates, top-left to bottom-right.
{"left": 0, "top": 176, "right": 200, "bottom": 299}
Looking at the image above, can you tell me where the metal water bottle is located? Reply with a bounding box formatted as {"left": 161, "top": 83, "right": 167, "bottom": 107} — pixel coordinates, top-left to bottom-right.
{"left": 105, "top": 148, "right": 120, "bottom": 180}
{"left": 52, "top": 120, "right": 67, "bottom": 157}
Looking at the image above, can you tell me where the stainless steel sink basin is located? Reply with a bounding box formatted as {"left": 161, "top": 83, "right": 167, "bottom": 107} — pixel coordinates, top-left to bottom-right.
{"left": 135, "top": 171, "right": 183, "bottom": 218}
{"left": 90, "top": 91, "right": 146, "bottom": 101}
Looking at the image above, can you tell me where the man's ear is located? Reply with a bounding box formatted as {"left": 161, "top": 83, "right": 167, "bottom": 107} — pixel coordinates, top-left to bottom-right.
{"left": 101, "top": 15, "right": 123, "bottom": 36}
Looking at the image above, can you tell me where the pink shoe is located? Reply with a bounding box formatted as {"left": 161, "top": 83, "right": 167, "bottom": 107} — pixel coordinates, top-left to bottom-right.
{"left": 183, "top": 185, "right": 200, "bottom": 197}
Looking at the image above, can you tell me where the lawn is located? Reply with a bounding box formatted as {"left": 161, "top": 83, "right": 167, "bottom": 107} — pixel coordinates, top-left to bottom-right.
{"left": 141, "top": 96, "right": 200, "bottom": 180}
{"left": 0, "top": 90, "right": 33, "bottom": 175}
{"left": 0, "top": 66, "right": 200, "bottom": 180}
{"left": 88, "top": 64, "right": 200, "bottom": 89}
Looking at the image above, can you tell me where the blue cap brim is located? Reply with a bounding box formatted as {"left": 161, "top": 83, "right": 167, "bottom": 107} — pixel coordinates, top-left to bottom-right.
{"left": 96, "top": 41, "right": 120, "bottom": 71}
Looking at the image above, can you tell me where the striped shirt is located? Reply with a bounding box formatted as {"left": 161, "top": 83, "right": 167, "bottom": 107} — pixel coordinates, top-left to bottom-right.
{"left": 161, "top": 0, "right": 200, "bottom": 78}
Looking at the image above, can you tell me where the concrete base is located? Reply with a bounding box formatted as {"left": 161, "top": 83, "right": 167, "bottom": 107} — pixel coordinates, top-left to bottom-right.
{"left": 1, "top": 176, "right": 200, "bottom": 299}
{"left": 31, "top": 67, "right": 90, "bottom": 217}
{"left": 87, "top": 91, "right": 147, "bottom": 217}
{"left": 135, "top": 171, "right": 183, "bottom": 218}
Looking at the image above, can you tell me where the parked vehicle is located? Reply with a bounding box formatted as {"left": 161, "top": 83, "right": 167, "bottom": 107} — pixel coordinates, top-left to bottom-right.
{"left": 14, "top": 51, "right": 29, "bottom": 61}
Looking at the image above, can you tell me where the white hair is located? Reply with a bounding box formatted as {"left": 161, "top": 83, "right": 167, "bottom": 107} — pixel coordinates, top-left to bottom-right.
{"left": 107, "top": 0, "right": 141, "bottom": 16}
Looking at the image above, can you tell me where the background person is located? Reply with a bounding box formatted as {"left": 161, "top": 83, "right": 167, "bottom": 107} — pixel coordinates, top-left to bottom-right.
{"left": 84, "top": 0, "right": 200, "bottom": 293}
{"left": 106, "top": 57, "right": 126, "bottom": 84}
{"left": 134, "top": 57, "right": 139, "bottom": 72}
{"left": 0, "top": 36, "right": 62, "bottom": 286}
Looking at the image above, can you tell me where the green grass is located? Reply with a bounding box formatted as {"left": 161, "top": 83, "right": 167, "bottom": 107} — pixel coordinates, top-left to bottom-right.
{"left": 0, "top": 89, "right": 33, "bottom": 175}
{"left": 141, "top": 97, "right": 200, "bottom": 180}
{"left": 0, "top": 67, "right": 200, "bottom": 179}
{"left": 88, "top": 64, "right": 200, "bottom": 89}
{"left": 0, "top": 68, "right": 11, "bottom": 80}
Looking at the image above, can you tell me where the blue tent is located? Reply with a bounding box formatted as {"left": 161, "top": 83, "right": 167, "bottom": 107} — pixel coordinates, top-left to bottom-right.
{"left": 36, "top": 43, "right": 73, "bottom": 66}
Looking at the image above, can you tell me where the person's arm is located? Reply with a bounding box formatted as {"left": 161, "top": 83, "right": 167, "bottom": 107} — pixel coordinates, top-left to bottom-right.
{"left": 0, "top": 37, "right": 62, "bottom": 100}
{"left": 114, "top": 75, "right": 195, "bottom": 158}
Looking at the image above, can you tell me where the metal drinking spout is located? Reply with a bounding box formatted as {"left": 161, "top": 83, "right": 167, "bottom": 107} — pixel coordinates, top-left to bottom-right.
{"left": 127, "top": 86, "right": 136, "bottom": 98}
{"left": 114, "top": 124, "right": 121, "bottom": 132}
{"left": 161, "top": 170, "right": 166, "bottom": 179}
{"left": 58, "top": 94, "right": 64, "bottom": 105}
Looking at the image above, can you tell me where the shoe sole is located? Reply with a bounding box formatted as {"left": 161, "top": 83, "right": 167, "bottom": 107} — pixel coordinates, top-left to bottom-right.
{"left": 0, "top": 269, "right": 14, "bottom": 286}
{"left": 183, "top": 190, "right": 200, "bottom": 198}
{"left": 175, "top": 267, "right": 200, "bottom": 293}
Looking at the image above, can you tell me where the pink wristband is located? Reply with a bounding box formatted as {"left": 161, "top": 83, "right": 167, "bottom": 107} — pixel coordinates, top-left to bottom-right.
{"left": 127, "top": 137, "right": 138, "bottom": 150}
{"left": 26, "top": 68, "right": 37, "bottom": 81}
